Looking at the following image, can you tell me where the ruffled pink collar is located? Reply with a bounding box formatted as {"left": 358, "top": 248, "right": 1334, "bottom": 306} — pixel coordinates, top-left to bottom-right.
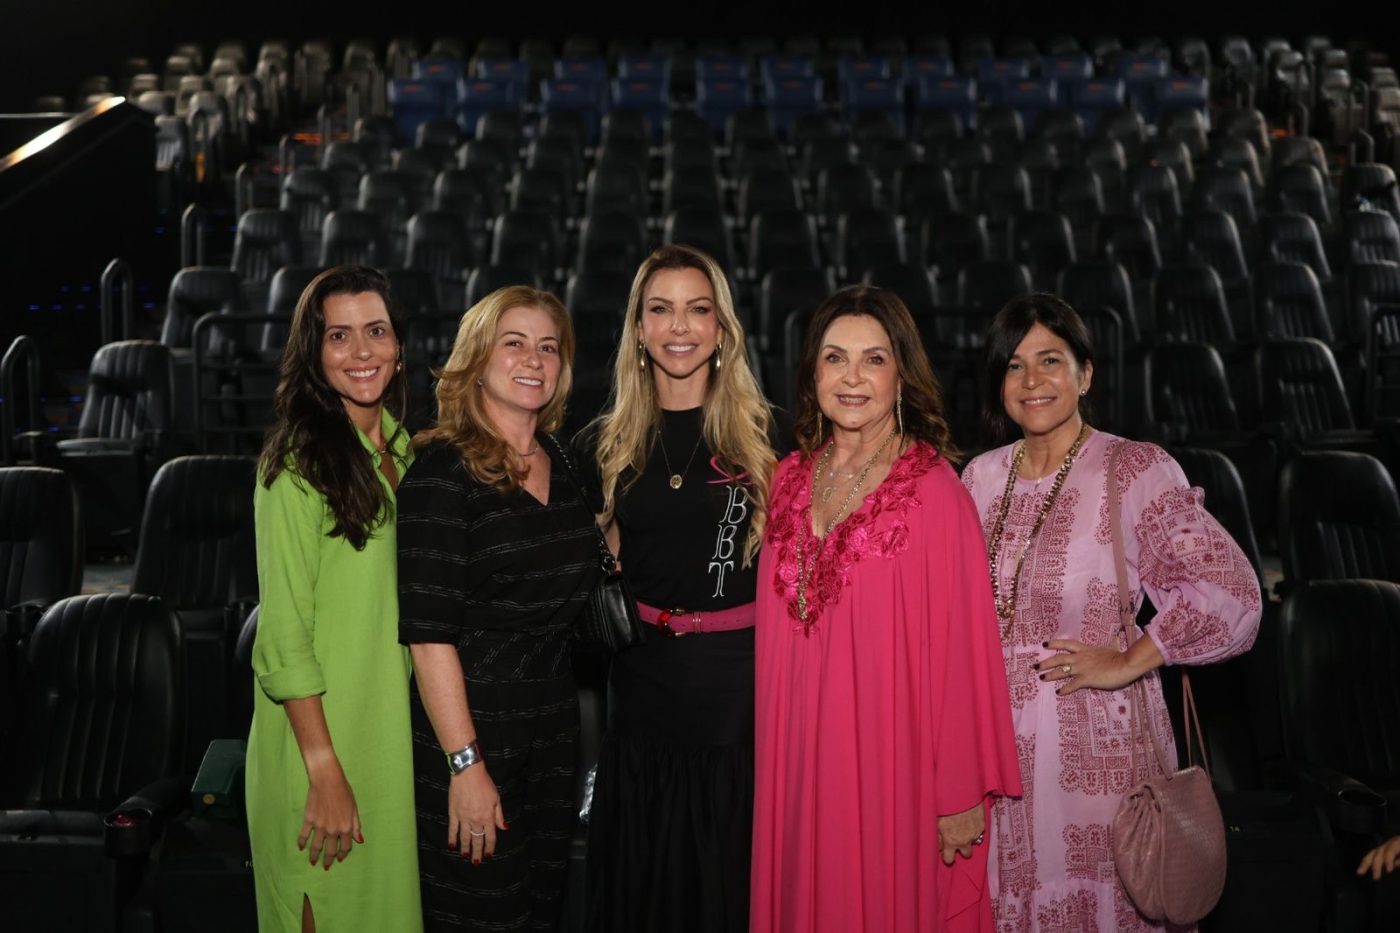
{"left": 768, "top": 442, "right": 940, "bottom": 632}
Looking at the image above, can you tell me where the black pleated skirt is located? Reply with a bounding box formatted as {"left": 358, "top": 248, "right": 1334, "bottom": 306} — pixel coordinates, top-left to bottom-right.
{"left": 584, "top": 627, "right": 755, "bottom": 933}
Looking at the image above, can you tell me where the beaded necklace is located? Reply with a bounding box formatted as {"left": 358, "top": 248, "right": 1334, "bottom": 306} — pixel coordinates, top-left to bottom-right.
{"left": 986, "top": 424, "right": 1091, "bottom": 635}
{"left": 794, "top": 430, "right": 898, "bottom": 633}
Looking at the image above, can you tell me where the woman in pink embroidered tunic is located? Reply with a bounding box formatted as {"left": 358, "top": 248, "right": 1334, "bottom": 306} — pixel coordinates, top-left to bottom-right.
{"left": 960, "top": 295, "right": 1262, "bottom": 932}
{"left": 752, "top": 287, "right": 1022, "bottom": 933}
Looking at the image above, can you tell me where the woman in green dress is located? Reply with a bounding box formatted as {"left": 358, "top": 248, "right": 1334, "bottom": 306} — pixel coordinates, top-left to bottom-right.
{"left": 247, "top": 265, "right": 423, "bottom": 933}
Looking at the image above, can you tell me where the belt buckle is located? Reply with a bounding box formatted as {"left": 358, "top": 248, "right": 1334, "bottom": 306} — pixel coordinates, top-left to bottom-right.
{"left": 656, "top": 608, "right": 696, "bottom": 638}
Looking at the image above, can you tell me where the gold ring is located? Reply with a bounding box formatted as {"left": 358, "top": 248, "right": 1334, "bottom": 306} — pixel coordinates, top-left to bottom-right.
{"left": 1060, "top": 664, "right": 1071, "bottom": 674}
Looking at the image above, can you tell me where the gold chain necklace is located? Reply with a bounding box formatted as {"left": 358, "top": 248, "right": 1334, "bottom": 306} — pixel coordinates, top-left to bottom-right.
{"left": 986, "top": 424, "right": 1091, "bottom": 635}
{"left": 794, "top": 430, "right": 898, "bottom": 632}
{"left": 658, "top": 426, "right": 703, "bottom": 490}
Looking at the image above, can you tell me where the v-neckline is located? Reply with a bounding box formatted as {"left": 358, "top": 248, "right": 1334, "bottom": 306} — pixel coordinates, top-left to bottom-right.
{"left": 519, "top": 437, "right": 553, "bottom": 508}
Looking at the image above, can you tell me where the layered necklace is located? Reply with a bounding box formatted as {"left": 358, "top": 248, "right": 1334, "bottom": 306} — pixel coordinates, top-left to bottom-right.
{"left": 986, "top": 423, "right": 1091, "bottom": 635}
{"left": 793, "top": 429, "right": 898, "bottom": 632}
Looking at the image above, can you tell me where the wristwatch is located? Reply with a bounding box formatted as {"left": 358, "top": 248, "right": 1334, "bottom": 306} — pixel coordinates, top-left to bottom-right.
{"left": 445, "top": 740, "right": 483, "bottom": 776}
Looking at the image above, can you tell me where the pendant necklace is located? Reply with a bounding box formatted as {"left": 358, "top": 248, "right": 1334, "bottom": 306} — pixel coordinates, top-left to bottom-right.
{"left": 794, "top": 430, "right": 898, "bottom": 631}
{"left": 658, "top": 423, "right": 704, "bottom": 490}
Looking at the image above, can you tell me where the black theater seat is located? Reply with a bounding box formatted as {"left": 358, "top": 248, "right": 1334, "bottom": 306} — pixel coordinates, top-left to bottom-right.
{"left": 1278, "top": 451, "right": 1400, "bottom": 586}
{"left": 0, "top": 467, "right": 83, "bottom": 752}
{"left": 0, "top": 594, "right": 188, "bottom": 933}
{"left": 132, "top": 455, "right": 258, "bottom": 768}
{"left": 1279, "top": 580, "right": 1400, "bottom": 931}
{"left": 57, "top": 341, "right": 176, "bottom": 556}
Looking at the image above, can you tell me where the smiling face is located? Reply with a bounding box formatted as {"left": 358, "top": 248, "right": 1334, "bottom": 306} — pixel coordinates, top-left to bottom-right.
{"left": 1001, "top": 322, "right": 1093, "bottom": 440}
{"left": 638, "top": 266, "right": 721, "bottom": 389}
{"left": 320, "top": 291, "right": 398, "bottom": 423}
{"left": 814, "top": 314, "right": 899, "bottom": 439}
{"left": 479, "top": 304, "right": 562, "bottom": 424}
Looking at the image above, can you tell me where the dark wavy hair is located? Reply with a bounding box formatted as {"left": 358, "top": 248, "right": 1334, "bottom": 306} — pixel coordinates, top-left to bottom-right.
{"left": 793, "top": 286, "right": 959, "bottom": 463}
{"left": 258, "top": 266, "right": 408, "bottom": 550}
{"left": 980, "top": 292, "right": 1096, "bottom": 447}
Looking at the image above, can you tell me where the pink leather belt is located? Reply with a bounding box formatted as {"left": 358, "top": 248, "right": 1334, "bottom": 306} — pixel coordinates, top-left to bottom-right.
{"left": 636, "top": 601, "right": 756, "bottom": 638}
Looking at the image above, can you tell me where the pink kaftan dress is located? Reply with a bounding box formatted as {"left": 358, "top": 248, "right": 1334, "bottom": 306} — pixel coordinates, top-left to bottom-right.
{"left": 752, "top": 442, "right": 1022, "bottom": 933}
{"left": 961, "top": 431, "right": 1262, "bottom": 932}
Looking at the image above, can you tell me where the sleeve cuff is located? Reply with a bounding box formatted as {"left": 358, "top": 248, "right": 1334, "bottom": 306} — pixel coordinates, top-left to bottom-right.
{"left": 257, "top": 664, "right": 327, "bottom": 701}
{"left": 1144, "top": 624, "right": 1175, "bottom": 666}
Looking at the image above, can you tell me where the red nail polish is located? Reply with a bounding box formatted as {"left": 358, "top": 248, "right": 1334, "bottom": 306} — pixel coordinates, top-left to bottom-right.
{"left": 502, "top": 821, "right": 510, "bottom": 830}
{"left": 356, "top": 832, "right": 365, "bottom": 844}
{"left": 473, "top": 859, "right": 481, "bottom": 866}
{"left": 1038, "top": 673, "right": 1046, "bottom": 680}
{"left": 447, "top": 841, "right": 457, "bottom": 851}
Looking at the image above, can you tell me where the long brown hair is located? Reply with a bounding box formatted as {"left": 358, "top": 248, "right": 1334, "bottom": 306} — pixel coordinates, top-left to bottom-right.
{"left": 258, "top": 265, "right": 408, "bottom": 550}
{"left": 590, "top": 244, "right": 776, "bottom": 565}
{"left": 414, "top": 285, "right": 574, "bottom": 492}
{"left": 793, "top": 286, "right": 959, "bottom": 463}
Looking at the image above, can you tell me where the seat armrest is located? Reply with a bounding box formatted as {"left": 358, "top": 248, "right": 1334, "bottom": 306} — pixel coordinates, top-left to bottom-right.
{"left": 4, "top": 600, "right": 49, "bottom": 639}
{"left": 1289, "top": 762, "right": 1387, "bottom": 836}
{"left": 104, "top": 774, "right": 191, "bottom": 857}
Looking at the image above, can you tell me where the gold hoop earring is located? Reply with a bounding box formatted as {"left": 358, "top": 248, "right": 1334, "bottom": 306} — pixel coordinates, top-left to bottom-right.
{"left": 896, "top": 385, "right": 904, "bottom": 435}
{"left": 638, "top": 340, "right": 646, "bottom": 370}
{"left": 715, "top": 341, "right": 723, "bottom": 370}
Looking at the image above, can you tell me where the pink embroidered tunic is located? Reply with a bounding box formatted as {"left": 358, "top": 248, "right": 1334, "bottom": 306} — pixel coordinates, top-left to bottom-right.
{"left": 961, "top": 431, "right": 1262, "bottom": 932}
{"left": 752, "top": 443, "right": 1022, "bottom": 933}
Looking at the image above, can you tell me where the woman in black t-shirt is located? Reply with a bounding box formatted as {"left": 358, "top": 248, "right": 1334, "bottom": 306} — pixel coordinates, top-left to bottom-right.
{"left": 575, "top": 244, "right": 783, "bottom": 932}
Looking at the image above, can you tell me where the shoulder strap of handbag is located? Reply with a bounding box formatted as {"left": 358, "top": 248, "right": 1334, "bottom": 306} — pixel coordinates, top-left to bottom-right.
{"left": 542, "top": 433, "right": 616, "bottom": 570}
{"left": 1107, "top": 441, "right": 1212, "bottom": 780}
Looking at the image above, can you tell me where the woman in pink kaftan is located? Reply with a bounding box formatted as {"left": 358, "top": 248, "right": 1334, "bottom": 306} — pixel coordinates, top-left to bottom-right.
{"left": 962, "top": 295, "right": 1261, "bottom": 932}
{"left": 752, "top": 287, "right": 1022, "bottom": 933}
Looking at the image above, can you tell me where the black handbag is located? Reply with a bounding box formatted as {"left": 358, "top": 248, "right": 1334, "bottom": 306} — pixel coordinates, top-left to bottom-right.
{"left": 548, "top": 435, "right": 647, "bottom": 653}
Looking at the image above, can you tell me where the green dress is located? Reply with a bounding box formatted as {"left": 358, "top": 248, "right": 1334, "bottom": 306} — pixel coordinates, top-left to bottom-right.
{"left": 246, "top": 412, "right": 422, "bottom": 933}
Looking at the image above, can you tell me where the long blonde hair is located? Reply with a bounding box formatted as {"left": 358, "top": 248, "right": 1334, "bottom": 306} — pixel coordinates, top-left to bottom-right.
{"left": 592, "top": 245, "right": 775, "bottom": 565}
{"left": 415, "top": 285, "right": 574, "bottom": 492}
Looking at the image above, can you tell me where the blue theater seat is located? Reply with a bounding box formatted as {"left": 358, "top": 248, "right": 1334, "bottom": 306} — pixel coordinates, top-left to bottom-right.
{"left": 1043, "top": 52, "right": 1093, "bottom": 102}
{"left": 697, "top": 55, "right": 749, "bottom": 83}
{"left": 846, "top": 78, "right": 905, "bottom": 136}
{"left": 611, "top": 78, "right": 667, "bottom": 143}
{"left": 471, "top": 58, "right": 530, "bottom": 103}
{"left": 767, "top": 75, "right": 823, "bottom": 137}
{"left": 1070, "top": 78, "right": 1125, "bottom": 133}
{"left": 1116, "top": 54, "right": 1171, "bottom": 117}
{"left": 540, "top": 78, "right": 604, "bottom": 145}
{"left": 456, "top": 77, "right": 521, "bottom": 139}
{"left": 618, "top": 54, "right": 672, "bottom": 86}
{"left": 975, "top": 57, "right": 1031, "bottom": 104}
{"left": 696, "top": 77, "right": 753, "bottom": 136}
{"left": 1156, "top": 74, "right": 1210, "bottom": 120}
{"left": 916, "top": 75, "right": 977, "bottom": 129}
{"left": 388, "top": 79, "right": 445, "bottom": 146}
{"left": 1003, "top": 78, "right": 1057, "bottom": 132}
{"left": 761, "top": 54, "right": 815, "bottom": 86}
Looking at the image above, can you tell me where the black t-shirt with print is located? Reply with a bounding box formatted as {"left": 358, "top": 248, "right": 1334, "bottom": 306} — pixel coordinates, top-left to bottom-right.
{"left": 574, "top": 405, "right": 792, "bottom": 612}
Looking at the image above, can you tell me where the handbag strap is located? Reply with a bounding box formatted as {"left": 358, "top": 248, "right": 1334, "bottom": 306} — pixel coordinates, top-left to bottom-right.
{"left": 542, "top": 433, "right": 616, "bottom": 572}
{"left": 1107, "top": 442, "right": 1214, "bottom": 779}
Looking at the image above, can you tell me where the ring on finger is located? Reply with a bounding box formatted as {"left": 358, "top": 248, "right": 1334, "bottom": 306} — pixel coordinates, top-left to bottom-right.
{"left": 1060, "top": 664, "right": 1071, "bottom": 674}
{"left": 469, "top": 829, "right": 486, "bottom": 837}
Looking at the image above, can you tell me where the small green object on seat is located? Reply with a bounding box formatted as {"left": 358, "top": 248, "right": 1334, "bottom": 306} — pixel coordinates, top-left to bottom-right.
{"left": 192, "top": 739, "right": 247, "bottom": 821}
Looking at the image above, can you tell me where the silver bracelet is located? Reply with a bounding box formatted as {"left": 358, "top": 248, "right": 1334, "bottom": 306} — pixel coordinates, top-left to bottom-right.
{"left": 445, "top": 740, "right": 483, "bottom": 776}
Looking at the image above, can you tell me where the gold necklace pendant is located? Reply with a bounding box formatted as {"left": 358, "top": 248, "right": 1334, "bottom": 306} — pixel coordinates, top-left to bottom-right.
{"left": 669, "top": 474, "right": 684, "bottom": 489}
{"left": 819, "top": 485, "right": 836, "bottom": 502}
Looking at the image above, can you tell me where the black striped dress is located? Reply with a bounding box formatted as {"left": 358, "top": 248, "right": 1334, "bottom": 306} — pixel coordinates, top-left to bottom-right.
{"left": 398, "top": 437, "right": 600, "bottom": 932}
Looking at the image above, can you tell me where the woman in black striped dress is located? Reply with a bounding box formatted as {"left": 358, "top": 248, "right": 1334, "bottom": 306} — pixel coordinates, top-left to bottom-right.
{"left": 397, "top": 285, "right": 600, "bottom": 932}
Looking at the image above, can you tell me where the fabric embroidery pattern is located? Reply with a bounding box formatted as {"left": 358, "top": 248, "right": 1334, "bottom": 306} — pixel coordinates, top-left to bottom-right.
{"left": 769, "top": 445, "right": 936, "bottom": 627}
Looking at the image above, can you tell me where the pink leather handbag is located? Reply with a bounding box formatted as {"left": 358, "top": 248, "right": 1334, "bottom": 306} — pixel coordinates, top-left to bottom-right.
{"left": 1105, "top": 445, "right": 1227, "bottom": 926}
